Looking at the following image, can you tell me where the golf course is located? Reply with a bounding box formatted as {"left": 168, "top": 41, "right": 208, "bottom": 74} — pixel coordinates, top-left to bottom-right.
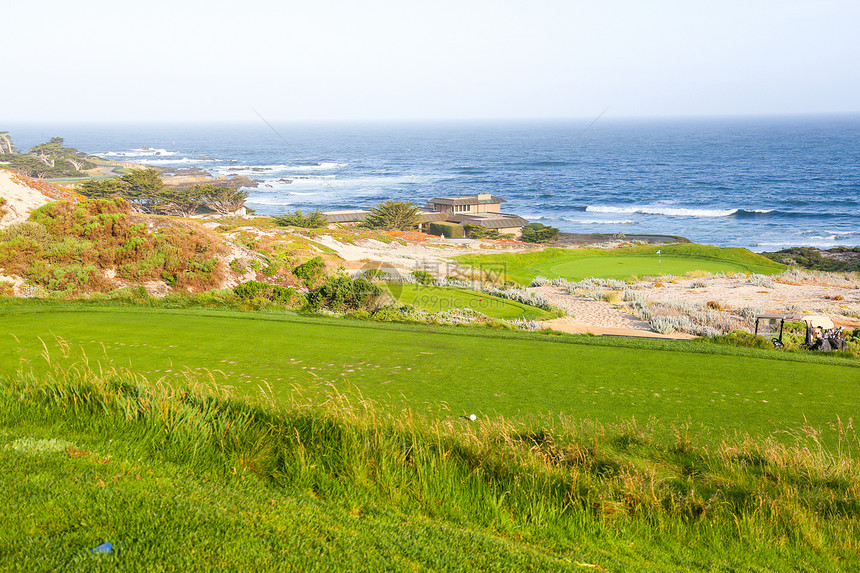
{"left": 2, "top": 303, "right": 856, "bottom": 439}
{"left": 3, "top": 301, "right": 860, "bottom": 571}
{"left": 456, "top": 244, "right": 786, "bottom": 284}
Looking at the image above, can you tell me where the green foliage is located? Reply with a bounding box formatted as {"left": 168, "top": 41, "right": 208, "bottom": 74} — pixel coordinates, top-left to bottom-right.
{"left": 307, "top": 276, "right": 385, "bottom": 311}
{"left": 362, "top": 200, "right": 419, "bottom": 231}
{"left": 428, "top": 221, "right": 465, "bottom": 238}
{"left": 761, "top": 246, "right": 860, "bottom": 272}
{"left": 156, "top": 186, "right": 207, "bottom": 217}
{"left": 702, "top": 330, "right": 772, "bottom": 349}
{"left": 233, "top": 280, "right": 299, "bottom": 307}
{"left": 197, "top": 185, "right": 249, "bottom": 215}
{"left": 521, "top": 222, "right": 559, "bottom": 243}
{"left": 0, "top": 134, "right": 97, "bottom": 178}
{"left": 272, "top": 209, "right": 328, "bottom": 229}
{"left": 358, "top": 268, "right": 388, "bottom": 282}
{"left": 77, "top": 177, "right": 127, "bottom": 199}
{"left": 463, "top": 223, "right": 501, "bottom": 239}
{"left": 77, "top": 175, "right": 247, "bottom": 218}
{"left": 292, "top": 256, "right": 326, "bottom": 287}
{"left": 77, "top": 168, "right": 164, "bottom": 213}
{"left": 410, "top": 270, "right": 435, "bottom": 285}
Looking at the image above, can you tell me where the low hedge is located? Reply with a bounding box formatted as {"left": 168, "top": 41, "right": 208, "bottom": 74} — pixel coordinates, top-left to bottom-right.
{"left": 427, "top": 222, "right": 465, "bottom": 238}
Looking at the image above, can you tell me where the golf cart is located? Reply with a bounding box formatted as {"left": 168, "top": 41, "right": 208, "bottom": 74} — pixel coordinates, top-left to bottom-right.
{"left": 754, "top": 314, "right": 846, "bottom": 352}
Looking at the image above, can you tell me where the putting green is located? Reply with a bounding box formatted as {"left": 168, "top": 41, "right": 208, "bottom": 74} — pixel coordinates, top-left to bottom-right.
{"left": 389, "top": 285, "right": 551, "bottom": 320}
{"left": 546, "top": 255, "right": 752, "bottom": 281}
{"left": 455, "top": 245, "right": 785, "bottom": 285}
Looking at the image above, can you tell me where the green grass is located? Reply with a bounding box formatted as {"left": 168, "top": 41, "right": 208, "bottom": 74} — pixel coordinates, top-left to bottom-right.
{"left": 2, "top": 363, "right": 859, "bottom": 571}
{"left": 388, "top": 284, "right": 553, "bottom": 320}
{"left": 456, "top": 244, "right": 786, "bottom": 284}
{"left": 1, "top": 302, "right": 857, "bottom": 444}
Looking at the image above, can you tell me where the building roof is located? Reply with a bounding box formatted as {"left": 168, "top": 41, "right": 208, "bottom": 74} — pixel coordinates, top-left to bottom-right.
{"left": 322, "top": 210, "right": 368, "bottom": 223}
{"left": 323, "top": 209, "right": 449, "bottom": 224}
{"left": 448, "top": 212, "right": 529, "bottom": 229}
{"left": 428, "top": 194, "right": 507, "bottom": 207}
{"left": 418, "top": 211, "right": 448, "bottom": 223}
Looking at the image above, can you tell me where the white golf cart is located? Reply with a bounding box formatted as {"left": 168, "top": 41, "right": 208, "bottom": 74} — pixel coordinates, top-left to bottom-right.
{"left": 754, "top": 314, "right": 846, "bottom": 351}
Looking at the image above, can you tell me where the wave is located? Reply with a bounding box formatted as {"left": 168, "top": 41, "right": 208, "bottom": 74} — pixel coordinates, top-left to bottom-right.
{"left": 135, "top": 157, "right": 217, "bottom": 165}
{"left": 797, "top": 229, "right": 860, "bottom": 240}
{"left": 283, "top": 162, "right": 348, "bottom": 171}
{"left": 565, "top": 219, "right": 637, "bottom": 225}
{"left": 585, "top": 205, "right": 775, "bottom": 218}
{"left": 101, "top": 148, "right": 177, "bottom": 157}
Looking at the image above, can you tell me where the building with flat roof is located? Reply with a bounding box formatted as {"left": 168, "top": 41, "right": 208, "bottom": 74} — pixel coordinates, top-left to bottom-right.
{"left": 425, "top": 193, "right": 505, "bottom": 214}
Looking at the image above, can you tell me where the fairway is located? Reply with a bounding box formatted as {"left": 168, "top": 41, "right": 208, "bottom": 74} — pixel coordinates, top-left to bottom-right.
{"left": 1, "top": 305, "right": 856, "bottom": 440}
{"left": 388, "top": 285, "right": 552, "bottom": 320}
{"left": 456, "top": 244, "right": 786, "bottom": 284}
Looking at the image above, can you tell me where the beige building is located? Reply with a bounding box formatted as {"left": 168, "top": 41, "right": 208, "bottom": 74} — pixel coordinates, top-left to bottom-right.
{"left": 425, "top": 193, "right": 505, "bottom": 214}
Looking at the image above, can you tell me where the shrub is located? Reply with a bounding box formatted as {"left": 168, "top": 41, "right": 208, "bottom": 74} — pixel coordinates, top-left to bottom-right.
{"left": 463, "top": 223, "right": 501, "bottom": 239}
{"left": 307, "top": 276, "right": 386, "bottom": 311}
{"left": 410, "top": 270, "right": 435, "bottom": 285}
{"left": 427, "top": 222, "right": 465, "bottom": 238}
{"left": 650, "top": 315, "right": 693, "bottom": 334}
{"left": 293, "top": 256, "right": 326, "bottom": 287}
{"left": 521, "top": 222, "right": 559, "bottom": 244}
{"left": 233, "top": 280, "right": 298, "bottom": 307}
{"left": 358, "top": 268, "right": 388, "bottom": 281}
{"left": 273, "top": 210, "right": 328, "bottom": 229}
{"left": 200, "top": 186, "right": 249, "bottom": 216}
{"left": 705, "top": 330, "right": 772, "bottom": 349}
{"left": 749, "top": 274, "right": 774, "bottom": 288}
{"left": 361, "top": 201, "right": 419, "bottom": 231}
{"left": 1, "top": 198, "right": 225, "bottom": 294}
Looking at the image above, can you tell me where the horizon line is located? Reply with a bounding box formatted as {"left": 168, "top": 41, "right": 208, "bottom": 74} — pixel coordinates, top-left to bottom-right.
{"left": 3, "top": 111, "right": 860, "bottom": 126}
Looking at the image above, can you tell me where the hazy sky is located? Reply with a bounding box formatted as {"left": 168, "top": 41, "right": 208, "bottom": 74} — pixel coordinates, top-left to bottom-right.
{"left": 4, "top": 0, "right": 858, "bottom": 122}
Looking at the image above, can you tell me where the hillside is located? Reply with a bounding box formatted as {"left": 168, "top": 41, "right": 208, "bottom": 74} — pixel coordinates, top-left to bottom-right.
{"left": 0, "top": 168, "right": 76, "bottom": 227}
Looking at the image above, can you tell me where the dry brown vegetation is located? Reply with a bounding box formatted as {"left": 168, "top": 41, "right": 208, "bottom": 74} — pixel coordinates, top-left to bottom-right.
{"left": 0, "top": 198, "right": 226, "bottom": 294}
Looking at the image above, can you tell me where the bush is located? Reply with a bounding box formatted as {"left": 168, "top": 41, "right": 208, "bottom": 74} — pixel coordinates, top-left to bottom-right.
{"left": 521, "top": 222, "right": 559, "bottom": 244}
{"left": 361, "top": 201, "right": 419, "bottom": 231}
{"left": 307, "top": 276, "right": 386, "bottom": 311}
{"left": 292, "top": 256, "right": 326, "bottom": 287}
{"left": 273, "top": 210, "right": 328, "bottom": 229}
{"left": 410, "top": 270, "right": 435, "bottom": 285}
{"left": 359, "top": 268, "right": 388, "bottom": 281}
{"left": 463, "top": 224, "right": 501, "bottom": 240}
{"left": 427, "top": 222, "right": 465, "bottom": 239}
{"left": 0, "top": 198, "right": 225, "bottom": 294}
{"left": 705, "top": 330, "right": 772, "bottom": 349}
{"left": 233, "top": 280, "right": 299, "bottom": 306}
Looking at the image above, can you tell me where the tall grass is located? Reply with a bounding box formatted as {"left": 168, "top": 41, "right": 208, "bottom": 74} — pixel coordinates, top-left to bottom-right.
{"left": 3, "top": 358, "right": 860, "bottom": 558}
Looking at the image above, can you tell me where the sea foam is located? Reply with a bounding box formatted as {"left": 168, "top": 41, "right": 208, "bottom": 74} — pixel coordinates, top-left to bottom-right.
{"left": 587, "top": 205, "right": 739, "bottom": 218}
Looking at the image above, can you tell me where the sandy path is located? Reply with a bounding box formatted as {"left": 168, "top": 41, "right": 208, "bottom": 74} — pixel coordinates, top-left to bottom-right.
{"left": 530, "top": 285, "right": 695, "bottom": 338}
{"left": 636, "top": 275, "right": 860, "bottom": 327}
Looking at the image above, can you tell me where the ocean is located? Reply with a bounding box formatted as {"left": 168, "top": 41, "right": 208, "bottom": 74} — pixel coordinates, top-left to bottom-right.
{"left": 6, "top": 116, "right": 859, "bottom": 251}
